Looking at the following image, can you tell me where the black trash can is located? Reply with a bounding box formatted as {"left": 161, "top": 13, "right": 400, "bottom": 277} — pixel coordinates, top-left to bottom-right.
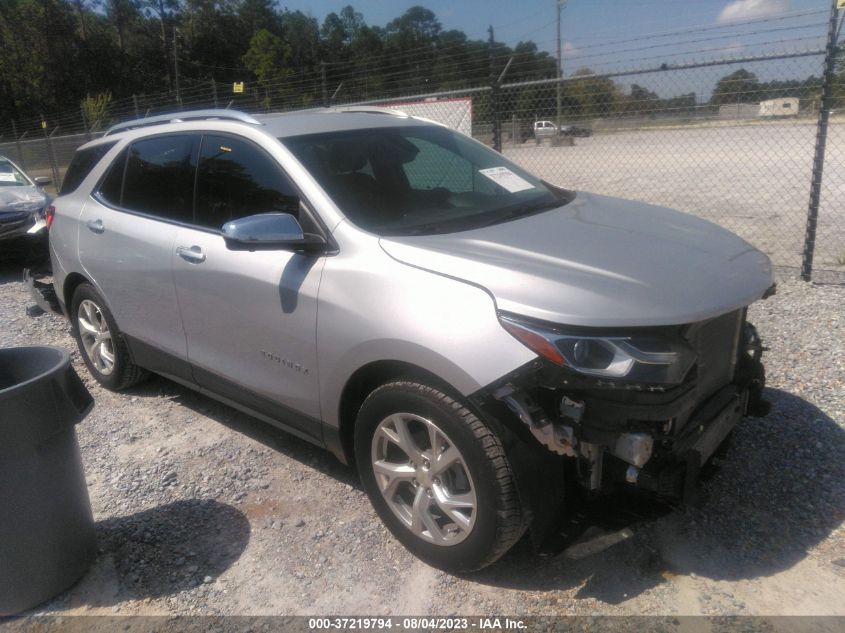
{"left": 0, "top": 346, "right": 95, "bottom": 615}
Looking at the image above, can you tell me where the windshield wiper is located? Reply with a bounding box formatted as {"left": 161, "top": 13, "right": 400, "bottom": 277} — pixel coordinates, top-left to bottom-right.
{"left": 402, "top": 219, "right": 479, "bottom": 236}
{"left": 472, "top": 200, "right": 561, "bottom": 229}
{"left": 396, "top": 198, "right": 564, "bottom": 236}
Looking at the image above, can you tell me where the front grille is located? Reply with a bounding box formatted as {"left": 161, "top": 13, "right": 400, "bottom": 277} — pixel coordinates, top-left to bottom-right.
{"left": 685, "top": 310, "right": 742, "bottom": 400}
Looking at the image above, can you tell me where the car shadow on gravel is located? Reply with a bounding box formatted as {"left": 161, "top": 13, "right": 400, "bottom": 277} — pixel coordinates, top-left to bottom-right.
{"left": 44, "top": 499, "right": 250, "bottom": 610}
{"left": 0, "top": 259, "right": 24, "bottom": 284}
{"left": 466, "top": 388, "right": 845, "bottom": 604}
{"left": 123, "top": 374, "right": 360, "bottom": 488}
{"left": 0, "top": 251, "right": 49, "bottom": 281}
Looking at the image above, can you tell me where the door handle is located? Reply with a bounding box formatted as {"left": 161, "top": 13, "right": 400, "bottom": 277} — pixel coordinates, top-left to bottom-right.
{"left": 176, "top": 245, "right": 206, "bottom": 263}
{"left": 86, "top": 219, "right": 104, "bottom": 234}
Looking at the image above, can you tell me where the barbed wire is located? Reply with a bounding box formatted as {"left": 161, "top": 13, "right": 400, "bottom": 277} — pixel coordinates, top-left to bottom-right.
{"left": 0, "top": 13, "right": 833, "bottom": 139}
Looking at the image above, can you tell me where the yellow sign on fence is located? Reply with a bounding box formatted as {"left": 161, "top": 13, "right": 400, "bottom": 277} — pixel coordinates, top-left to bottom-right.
{"left": 839, "top": 0, "right": 845, "bottom": 9}
{"left": 233, "top": 82, "right": 244, "bottom": 94}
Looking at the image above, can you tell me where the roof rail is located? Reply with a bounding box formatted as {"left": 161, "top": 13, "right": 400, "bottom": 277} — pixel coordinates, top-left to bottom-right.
{"left": 331, "top": 105, "right": 409, "bottom": 117}
{"left": 104, "top": 109, "right": 262, "bottom": 136}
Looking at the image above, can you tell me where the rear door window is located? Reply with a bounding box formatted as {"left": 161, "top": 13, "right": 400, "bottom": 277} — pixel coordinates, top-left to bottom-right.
{"left": 195, "top": 134, "right": 299, "bottom": 230}
{"left": 60, "top": 141, "right": 117, "bottom": 195}
{"left": 121, "top": 135, "right": 197, "bottom": 223}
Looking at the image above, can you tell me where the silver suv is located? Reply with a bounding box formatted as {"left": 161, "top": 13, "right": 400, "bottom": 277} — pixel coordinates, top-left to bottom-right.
{"left": 45, "top": 108, "right": 773, "bottom": 571}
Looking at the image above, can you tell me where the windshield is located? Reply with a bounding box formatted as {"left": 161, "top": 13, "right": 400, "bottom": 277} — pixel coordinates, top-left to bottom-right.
{"left": 0, "top": 159, "right": 31, "bottom": 187}
{"left": 282, "top": 125, "right": 570, "bottom": 236}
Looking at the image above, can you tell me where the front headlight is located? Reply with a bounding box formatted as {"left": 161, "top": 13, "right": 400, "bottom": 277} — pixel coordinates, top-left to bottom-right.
{"left": 499, "top": 314, "right": 696, "bottom": 385}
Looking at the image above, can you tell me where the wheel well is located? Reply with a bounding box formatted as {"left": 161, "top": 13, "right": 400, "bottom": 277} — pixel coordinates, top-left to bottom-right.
{"left": 337, "top": 360, "right": 458, "bottom": 465}
{"left": 63, "top": 272, "right": 89, "bottom": 313}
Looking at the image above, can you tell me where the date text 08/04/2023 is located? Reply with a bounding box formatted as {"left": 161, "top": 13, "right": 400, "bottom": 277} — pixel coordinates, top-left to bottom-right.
{"left": 308, "top": 617, "right": 528, "bottom": 630}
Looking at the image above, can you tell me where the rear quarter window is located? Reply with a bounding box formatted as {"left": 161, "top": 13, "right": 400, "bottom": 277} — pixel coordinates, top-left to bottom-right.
{"left": 97, "top": 148, "right": 127, "bottom": 206}
{"left": 60, "top": 141, "right": 117, "bottom": 195}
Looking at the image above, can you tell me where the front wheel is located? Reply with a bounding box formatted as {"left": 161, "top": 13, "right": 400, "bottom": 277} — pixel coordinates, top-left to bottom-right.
{"left": 355, "top": 381, "right": 526, "bottom": 572}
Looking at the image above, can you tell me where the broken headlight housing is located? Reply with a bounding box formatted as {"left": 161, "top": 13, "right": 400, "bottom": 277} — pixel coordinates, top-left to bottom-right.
{"left": 500, "top": 314, "right": 696, "bottom": 385}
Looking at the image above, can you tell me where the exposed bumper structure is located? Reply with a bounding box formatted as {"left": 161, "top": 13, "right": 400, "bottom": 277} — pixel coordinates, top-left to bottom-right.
{"left": 472, "top": 311, "right": 769, "bottom": 502}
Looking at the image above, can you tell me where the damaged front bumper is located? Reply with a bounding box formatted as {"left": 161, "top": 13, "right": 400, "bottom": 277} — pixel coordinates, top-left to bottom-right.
{"left": 470, "top": 316, "right": 769, "bottom": 502}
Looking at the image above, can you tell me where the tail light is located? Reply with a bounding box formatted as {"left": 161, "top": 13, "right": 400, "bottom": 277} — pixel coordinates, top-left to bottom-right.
{"left": 45, "top": 205, "right": 55, "bottom": 229}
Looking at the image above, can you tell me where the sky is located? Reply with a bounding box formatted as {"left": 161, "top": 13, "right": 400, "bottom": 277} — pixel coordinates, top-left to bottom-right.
{"left": 281, "top": 0, "right": 834, "bottom": 101}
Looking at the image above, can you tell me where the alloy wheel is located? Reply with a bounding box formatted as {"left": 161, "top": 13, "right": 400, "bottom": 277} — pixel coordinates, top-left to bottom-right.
{"left": 77, "top": 299, "right": 115, "bottom": 376}
{"left": 371, "top": 412, "right": 477, "bottom": 545}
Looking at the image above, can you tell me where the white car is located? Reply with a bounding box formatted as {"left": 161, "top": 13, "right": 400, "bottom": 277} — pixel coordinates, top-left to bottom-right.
{"left": 533, "top": 120, "right": 559, "bottom": 139}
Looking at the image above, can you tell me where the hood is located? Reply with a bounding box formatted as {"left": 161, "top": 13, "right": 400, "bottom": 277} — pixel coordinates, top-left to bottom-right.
{"left": 379, "top": 192, "right": 773, "bottom": 327}
{"left": 0, "top": 186, "right": 48, "bottom": 217}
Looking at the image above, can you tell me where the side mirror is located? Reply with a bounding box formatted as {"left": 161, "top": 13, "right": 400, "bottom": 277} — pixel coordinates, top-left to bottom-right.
{"left": 221, "top": 213, "right": 326, "bottom": 254}
{"left": 33, "top": 176, "right": 51, "bottom": 187}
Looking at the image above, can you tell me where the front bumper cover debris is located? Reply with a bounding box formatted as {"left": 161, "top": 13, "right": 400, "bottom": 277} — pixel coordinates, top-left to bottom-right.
{"left": 471, "top": 320, "right": 769, "bottom": 503}
{"left": 23, "top": 267, "right": 61, "bottom": 315}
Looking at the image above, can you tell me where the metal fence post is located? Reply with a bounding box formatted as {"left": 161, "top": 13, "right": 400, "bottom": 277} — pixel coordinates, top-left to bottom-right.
{"left": 48, "top": 127, "right": 62, "bottom": 189}
{"left": 40, "top": 115, "right": 60, "bottom": 188}
{"left": 488, "top": 26, "right": 501, "bottom": 152}
{"left": 80, "top": 103, "right": 92, "bottom": 142}
{"left": 10, "top": 120, "right": 26, "bottom": 171}
{"left": 211, "top": 80, "right": 219, "bottom": 108}
{"left": 132, "top": 94, "right": 140, "bottom": 118}
{"left": 321, "top": 61, "right": 328, "bottom": 107}
{"left": 800, "top": 0, "right": 840, "bottom": 281}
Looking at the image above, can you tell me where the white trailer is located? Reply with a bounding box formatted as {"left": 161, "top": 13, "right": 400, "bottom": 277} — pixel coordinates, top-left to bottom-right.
{"left": 759, "top": 98, "right": 799, "bottom": 117}
{"left": 380, "top": 97, "right": 473, "bottom": 136}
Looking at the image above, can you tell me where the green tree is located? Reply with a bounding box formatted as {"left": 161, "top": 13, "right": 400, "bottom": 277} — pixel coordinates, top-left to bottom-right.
{"left": 0, "top": 1, "right": 740, "bottom": 130}
{"left": 710, "top": 69, "right": 760, "bottom": 105}
{"left": 383, "top": 6, "right": 441, "bottom": 92}
{"left": 568, "top": 68, "right": 623, "bottom": 117}
{"left": 81, "top": 91, "right": 113, "bottom": 130}
{"left": 626, "top": 84, "right": 659, "bottom": 114}
{"left": 105, "top": 0, "right": 141, "bottom": 51}
{"left": 242, "top": 28, "right": 291, "bottom": 108}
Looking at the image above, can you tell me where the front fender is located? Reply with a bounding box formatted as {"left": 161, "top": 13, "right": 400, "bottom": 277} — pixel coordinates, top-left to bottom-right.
{"left": 316, "top": 236, "right": 536, "bottom": 429}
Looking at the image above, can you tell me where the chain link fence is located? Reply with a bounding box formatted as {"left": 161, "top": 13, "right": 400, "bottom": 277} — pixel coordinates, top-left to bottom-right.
{"left": 1, "top": 47, "right": 843, "bottom": 280}
{"left": 495, "top": 56, "right": 839, "bottom": 278}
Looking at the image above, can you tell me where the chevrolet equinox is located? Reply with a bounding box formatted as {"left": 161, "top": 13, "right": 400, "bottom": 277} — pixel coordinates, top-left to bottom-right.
{"left": 43, "top": 108, "right": 773, "bottom": 571}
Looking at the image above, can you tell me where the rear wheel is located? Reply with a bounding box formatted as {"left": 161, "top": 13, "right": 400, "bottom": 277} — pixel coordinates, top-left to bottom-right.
{"left": 71, "top": 283, "right": 147, "bottom": 390}
{"left": 355, "top": 380, "right": 525, "bottom": 572}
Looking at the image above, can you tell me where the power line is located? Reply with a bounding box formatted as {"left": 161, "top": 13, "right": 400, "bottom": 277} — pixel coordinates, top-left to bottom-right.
{"left": 550, "top": 23, "right": 826, "bottom": 64}
{"left": 172, "top": 8, "right": 827, "bottom": 92}
{"left": 566, "top": 37, "right": 826, "bottom": 72}
{"left": 562, "top": 7, "right": 827, "bottom": 46}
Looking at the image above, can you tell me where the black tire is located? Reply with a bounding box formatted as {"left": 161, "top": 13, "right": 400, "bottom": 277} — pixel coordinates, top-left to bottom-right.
{"left": 70, "top": 283, "right": 147, "bottom": 390}
{"left": 355, "top": 380, "right": 526, "bottom": 572}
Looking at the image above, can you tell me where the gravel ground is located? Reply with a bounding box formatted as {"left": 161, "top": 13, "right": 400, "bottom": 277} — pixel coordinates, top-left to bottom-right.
{"left": 1, "top": 259, "right": 843, "bottom": 618}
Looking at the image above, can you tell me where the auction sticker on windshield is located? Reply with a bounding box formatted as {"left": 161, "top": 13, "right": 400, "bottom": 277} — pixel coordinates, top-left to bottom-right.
{"left": 478, "top": 166, "right": 535, "bottom": 193}
{"left": 0, "top": 173, "right": 18, "bottom": 182}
